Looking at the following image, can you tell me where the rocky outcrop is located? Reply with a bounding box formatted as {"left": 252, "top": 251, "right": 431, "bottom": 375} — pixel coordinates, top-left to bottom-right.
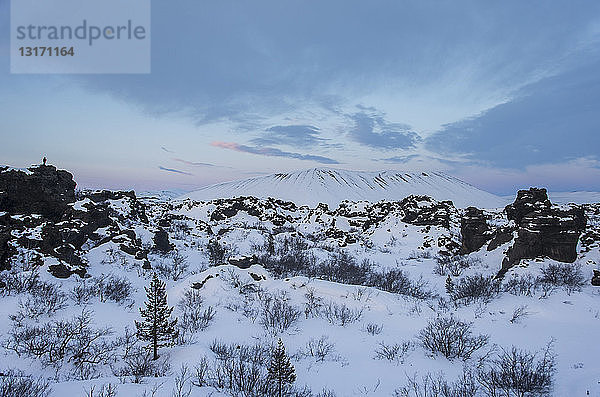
{"left": 486, "top": 226, "right": 515, "bottom": 251}
{"left": 153, "top": 228, "right": 172, "bottom": 253}
{"left": 0, "top": 165, "right": 76, "bottom": 221}
{"left": 500, "top": 188, "right": 586, "bottom": 275}
{"left": 460, "top": 207, "right": 490, "bottom": 254}
{"left": 0, "top": 166, "right": 149, "bottom": 277}
{"left": 399, "top": 195, "right": 454, "bottom": 229}
{"left": 592, "top": 270, "right": 600, "bottom": 286}
{"left": 505, "top": 188, "right": 551, "bottom": 224}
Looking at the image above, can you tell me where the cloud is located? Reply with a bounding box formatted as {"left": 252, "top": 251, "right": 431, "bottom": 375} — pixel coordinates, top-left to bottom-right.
{"left": 173, "top": 158, "right": 218, "bottom": 167}
{"left": 426, "top": 56, "right": 600, "bottom": 168}
{"left": 211, "top": 141, "right": 340, "bottom": 164}
{"left": 69, "top": 1, "right": 600, "bottom": 130}
{"left": 379, "top": 154, "right": 420, "bottom": 163}
{"left": 252, "top": 125, "right": 326, "bottom": 148}
{"left": 347, "top": 111, "right": 421, "bottom": 149}
{"left": 158, "top": 166, "right": 192, "bottom": 175}
{"left": 452, "top": 157, "right": 600, "bottom": 195}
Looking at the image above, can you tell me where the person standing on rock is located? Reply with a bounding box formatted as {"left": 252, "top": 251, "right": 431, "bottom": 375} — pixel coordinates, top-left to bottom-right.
{"left": 42, "top": 157, "right": 47, "bottom": 166}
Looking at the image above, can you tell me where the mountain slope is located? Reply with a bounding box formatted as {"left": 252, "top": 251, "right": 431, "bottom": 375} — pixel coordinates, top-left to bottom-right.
{"left": 183, "top": 168, "right": 507, "bottom": 208}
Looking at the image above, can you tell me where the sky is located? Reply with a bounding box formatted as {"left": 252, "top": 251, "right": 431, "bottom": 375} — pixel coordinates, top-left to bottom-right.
{"left": 1, "top": 0, "right": 599, "bottom": 195}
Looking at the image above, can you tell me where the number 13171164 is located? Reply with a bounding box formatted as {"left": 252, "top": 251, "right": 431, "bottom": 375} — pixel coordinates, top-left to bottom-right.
{"left": 19, "top": 47, "right": 75, "bottom": 56}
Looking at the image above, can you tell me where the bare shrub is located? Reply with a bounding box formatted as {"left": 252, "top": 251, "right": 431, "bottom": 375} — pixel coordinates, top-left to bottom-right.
{"left": 101, "top": 274, "right": 133, "bottom": 304}
{"left": 0, "top": 270, "right": 42, "bottom": 296}
{"left": 191, "top": 339, "right": 318, "bottom": 397}
{"left": 303, "top": 288, "right": 323, "bottom": 319}
{"left": 84, "top": 383, "right": 117, "bottom": 397}
{"left": 477, "top": 343, "right": 556, "bottom": 397}
{"left": 112, "top": 345, "right": 171, "bottom": 383}
{"left": 419, "top": 316, "right": 489, "bottom": 360}
{"left": 434, "top": 254, "right": 480, "bottom": 277}
{"left": 172, "top": 364, "right": 193, "bottom": 397}
{"left": 300, "top": 336, "right": 336, "bottom": 362}
{"left": 5, "top": 309, "right": 116, "bottom": 379}
{"left": 395, "top": 370, "right": 478, "bottom": 397}
{"left": 316, "top": 252, "right": 372, "bottom": 285}
{"left": 13, "top": 282, "right": 67, "bottom": 320}
{"left": 192, "top": 357, "right": 211, "bottom": 387}
{"left": 369, "top": 269, "right": 434, "bottom": 299}
{"left": 315, "top": 389, "right": 338, "bottom": 397}
{"left": 450, "top": 273, "right": 500, "bottom": 305}
{"left": 258, "top": 235, "right": 317, "bottom": 277}
{"left": 365, "top": 323, "right": 383, "bottom": 335}
{"left": 321, "top": 301, "right": 363, "bottom": 326}
{"left": 70, "top": 280, "right": 96, "bottom": 305}
{"left": 539, "top": 263, "right": 586, "bottom": 294}
{"left": 92, "top": 274, "right": 133, "bottom": 305}
{"left": 503, "top": 274, "right": 539, "bottom": 297}
{"left": 207, "top": 239, "right": 227, "bottom": 265}
{"left": 260, "top": 292, "right": 301, "bottom": 334}
{"left": 0, "top": 369, "right": 51, "bottom": 397}
{"left": 101, "top": 247, "right": 129, "bottom": 267}
{"left": 177, "top": 289, "right": 216, "bottom": 343}
{"left": 374, "top": 341, "right": 413, "bottom": 364}
{"left": 509, "top": 305, "right": 530, "bottom": 324}
{"left": 155, "top": 252, "right": 189, "bottom": 281}
{"left": 205, "top": 340, "right": 273, "bottom": 395}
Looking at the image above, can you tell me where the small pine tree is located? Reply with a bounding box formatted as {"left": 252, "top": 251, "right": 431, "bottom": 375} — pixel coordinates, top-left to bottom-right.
{"left": 445, "top": 275, "right": 454, "bottom": 295}
{"left": 135, "top": 273, "right": 178, "bottom": 360}
{"left": 268, "top": 339, "right": 296, "bottom": 397}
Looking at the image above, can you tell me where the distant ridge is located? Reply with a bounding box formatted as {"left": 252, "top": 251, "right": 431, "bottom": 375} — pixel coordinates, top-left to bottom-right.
{"left": 183, "top": 168, "right": 507, "bottom": 208}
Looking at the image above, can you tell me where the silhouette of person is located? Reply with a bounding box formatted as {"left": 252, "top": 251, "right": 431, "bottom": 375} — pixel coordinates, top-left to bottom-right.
{"left": 43, "top": 157, "right": 47, "bottom": 166}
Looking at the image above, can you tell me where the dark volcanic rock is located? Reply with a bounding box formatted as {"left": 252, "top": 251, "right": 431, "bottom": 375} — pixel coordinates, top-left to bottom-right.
{"left": 0, "top": 228, "right": 15, "bottom": 271}
{"left": 48, "top": 262, "right": 86, "bottom": 279}
{"left": 399, "top": 195, "right": 454, "bottom": 229}
{"left": 592, "top": 269, "right": 600, "bottom": 286}
{"left": 153, "top": 228, "right": 172, "bottom": 252}
{"left": 228, "top": 254, "right": 258, "bottom": 269}
{"left": 0, "top": 165, "right": 76, "bottom": 221}
{"left": 487, "top": 226, "right": 515, "bottom": 251}
{"left": 500, "top": 188, "right": 586, "bottom": 275}
{"left": 460, "top": 207, "right": 490, "bottom": 254}
{"left": 505, "top": 188, "right": 551, "bottom": 224}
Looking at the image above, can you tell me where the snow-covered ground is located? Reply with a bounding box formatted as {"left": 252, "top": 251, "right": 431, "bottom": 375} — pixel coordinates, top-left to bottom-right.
{"left": 1, "top": 192, "right": 599, "bottom": 397}
{"left": 184, "top": 168, "right": 508, "bottom": 208}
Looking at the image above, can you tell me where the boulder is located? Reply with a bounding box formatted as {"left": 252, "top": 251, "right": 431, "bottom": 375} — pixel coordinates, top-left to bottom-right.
{"left": 592, "top": 269, "right": 600, "bottom": 286}
{"left": 228, "top": 254, "right": 258, "bottom": 269}
{"left": 460, "top": 207, "right": 490, "bottom": 254}
{"left": 153, "top": 228, "right": 172, "bottom": 252}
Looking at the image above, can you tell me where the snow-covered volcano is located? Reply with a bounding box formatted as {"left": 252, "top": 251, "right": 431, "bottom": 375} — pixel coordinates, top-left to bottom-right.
{"left": 184, "top": 168, "right": 507, "bottom": 208}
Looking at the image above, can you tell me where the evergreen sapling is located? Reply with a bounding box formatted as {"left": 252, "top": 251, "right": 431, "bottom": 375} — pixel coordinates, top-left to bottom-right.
{"left": 135, "top": 273, "right": 178, "bottom": 360}
{"left": 268, "top": 338, "right": 296, "bottom": 397}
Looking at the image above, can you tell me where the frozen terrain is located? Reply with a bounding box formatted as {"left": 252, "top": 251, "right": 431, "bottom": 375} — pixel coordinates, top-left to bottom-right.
{"left": 1, "top": 165, "right": 599, "bottom": 397}
{"left": 184, "top": 168, "right": 508, "bottom": 209}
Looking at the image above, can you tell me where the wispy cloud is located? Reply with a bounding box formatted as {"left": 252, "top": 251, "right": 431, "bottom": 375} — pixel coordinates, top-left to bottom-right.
{"left": 158, "top": 166, "right": 192, "bottom": 175}
{"left": 379, "top": 154, "right": 420, "bottom": 163}
{"left": 251, "top": 125, "right": 327, "bottom": 148}
{"left": 173, "top": 158, "right": 217, "bottom": 167}
{"left": 211, "top": 141, "right": 340, "bottom": 164}
{"left": 347, "top": 111, "right": 421, "bottom": 149}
